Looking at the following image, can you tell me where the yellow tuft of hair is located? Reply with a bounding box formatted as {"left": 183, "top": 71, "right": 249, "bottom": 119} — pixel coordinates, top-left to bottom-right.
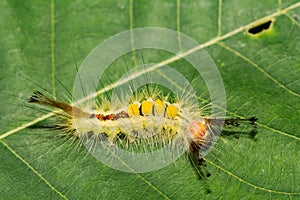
{"left": 166, "top": 104, "right": 178, "bottom": 119}
{"left": 141, "top": 99, "right": 153, "bottom": 116}
{"left": 154, "top": 99, "right": 165, "bottom": 115}
{"left": 128, "top": 103, "right": 140, "bottom": 116}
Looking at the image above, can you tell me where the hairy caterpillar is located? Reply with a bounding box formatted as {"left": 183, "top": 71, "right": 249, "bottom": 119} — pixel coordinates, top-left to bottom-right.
{"left": 28, "top": 88, "right": 257, "bottom": 177}
{"left": 27, "top": 28, "right": 258, "bottom": 176}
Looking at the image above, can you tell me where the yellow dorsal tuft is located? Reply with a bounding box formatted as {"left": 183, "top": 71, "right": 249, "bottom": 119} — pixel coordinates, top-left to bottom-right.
{"left": 128, "top": 103, "right": 140, "bottom": 116}
{"left": 166, "top": 104, "right": 178, "bottom": 119}
{"left": 154, "top": 99, "right": 165, "bottom": 115}
{"left": 141, "top": 99, "right": 153, "bottom": 116}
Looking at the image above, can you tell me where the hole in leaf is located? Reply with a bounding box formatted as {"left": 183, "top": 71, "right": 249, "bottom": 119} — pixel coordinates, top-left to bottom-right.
{"left": 248, "top": 20, "right": 272, "bottom": 34}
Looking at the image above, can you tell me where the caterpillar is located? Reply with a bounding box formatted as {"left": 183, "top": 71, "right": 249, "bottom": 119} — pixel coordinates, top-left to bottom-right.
{"left": 28, "top": 87, "right": 257, "bottom": 177}
{"left": 26, "top": 27, "right": 258, "bottom": 178}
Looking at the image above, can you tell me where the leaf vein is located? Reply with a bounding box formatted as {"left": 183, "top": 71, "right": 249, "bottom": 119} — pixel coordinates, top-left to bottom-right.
{"left": 51, "top": 0, "right": 56, "bottom": 99}
{"left": 129, "top": 0, "right": 137, "bottom": 67}
{"left": 218, "top": 42, "right": 300, "bottom": 98}
{"left": 1, "top": 140, "right": 68, "bottom": 200}
{"left": 285, "top": 13, "right": 300, "bottom": 28}
{"left": 107, "top": 147, "right": 171, "bottom": 199}
{"left": 206, "top": 159, "right": 300, "bottom": 195}
{"left": 217, "top": 0, "right": 222, "bottom": 36}
{"left": 176, "top": 0, "right": 183, "bottom": 52}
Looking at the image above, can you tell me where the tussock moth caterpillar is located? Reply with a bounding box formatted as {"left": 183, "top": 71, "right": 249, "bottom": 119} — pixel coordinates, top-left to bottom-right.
{"left": 28, "top": 70, "right": 257, "bottom": 177}
{"left": 27, "top": 28, "right": 257, "bottom": 177}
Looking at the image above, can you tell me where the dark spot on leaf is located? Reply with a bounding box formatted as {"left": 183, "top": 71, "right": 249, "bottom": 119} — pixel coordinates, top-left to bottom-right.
{"left": 292, "top": 14, "right": 300, "bottom": 22}
{"left": 248, "top": 20, "right": 272, "bottom": 34}
{"left": 206, "top": 188, "right": 212, "bottom": 194}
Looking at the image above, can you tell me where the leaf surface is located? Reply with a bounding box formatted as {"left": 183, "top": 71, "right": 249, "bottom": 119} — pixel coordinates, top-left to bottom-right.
{"left": 0, "top": 0, "right": 299, "bottom": 199}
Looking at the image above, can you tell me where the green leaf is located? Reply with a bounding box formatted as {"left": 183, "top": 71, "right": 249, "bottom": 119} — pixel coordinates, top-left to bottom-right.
{"left": 1, "top": 0, "right": 300, "bottom": 199}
